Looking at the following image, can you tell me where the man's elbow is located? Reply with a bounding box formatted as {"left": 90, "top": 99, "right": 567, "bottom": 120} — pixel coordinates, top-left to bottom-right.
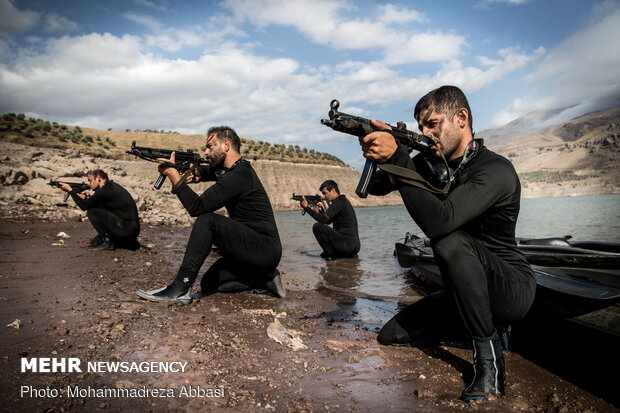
{"left": 187, "top": 208, "right": 201, "bottom": 217}
{"left": 420, "top": 224, "right": 448, "bottom": 240}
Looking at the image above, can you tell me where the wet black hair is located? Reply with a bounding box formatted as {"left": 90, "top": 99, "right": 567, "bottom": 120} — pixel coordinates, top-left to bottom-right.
{"left": 414, "top": 85, "right": 473, "bottom": 131}
{"left": 207, "top": 126, "right": 241, "bottom": 152}
{"left": 320, "top": 179, "right": 340, "bottom": 194}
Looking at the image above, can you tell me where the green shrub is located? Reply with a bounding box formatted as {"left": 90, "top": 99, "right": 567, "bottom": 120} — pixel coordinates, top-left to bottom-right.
{"left": 24, "top": 125, "right": 36, "bottom": 136}
{"left": 519, "top": 170, "right": 586, "bottom": 183}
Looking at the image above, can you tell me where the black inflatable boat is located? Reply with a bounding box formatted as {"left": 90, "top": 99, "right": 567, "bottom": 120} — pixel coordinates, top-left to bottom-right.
{"left": 394, "top": 233, "right": 620, "bottom": 335}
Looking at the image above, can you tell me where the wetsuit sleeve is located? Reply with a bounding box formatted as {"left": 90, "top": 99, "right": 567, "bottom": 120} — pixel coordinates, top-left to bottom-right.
{"left": 70, "top": 184, "right": 111, "bottom": 211}
{"left": 367, "top": 168, "right": 398, "bottom": 195}
{"left": 195, "top": 165, "right": 217, "bottom": 182}
{"left": 174, "top": 169, "right": 245, "bottom": 217}
{"left": 388, "top": 145, "right": 517, "bottom": 239}
{"left": 305, "top": 197, "right": 344, "bottom": 224}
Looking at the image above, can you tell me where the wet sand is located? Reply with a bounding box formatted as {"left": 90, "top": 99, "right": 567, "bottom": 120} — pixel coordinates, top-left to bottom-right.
{"left": 1, "top": 218, "right": 618, "bottom": 412}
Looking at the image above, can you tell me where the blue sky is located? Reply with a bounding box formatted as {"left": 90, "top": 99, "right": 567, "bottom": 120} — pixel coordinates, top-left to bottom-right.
{"left": 1, "top": 0, "right": 619, "bottom": 169}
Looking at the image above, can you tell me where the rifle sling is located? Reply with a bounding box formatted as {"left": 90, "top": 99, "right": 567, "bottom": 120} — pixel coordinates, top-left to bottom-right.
{"left": 171, "top": 167, "right": 197, "bottom": 194}
{"left": 377, "top": 150, "right": 451, "bottom": 195}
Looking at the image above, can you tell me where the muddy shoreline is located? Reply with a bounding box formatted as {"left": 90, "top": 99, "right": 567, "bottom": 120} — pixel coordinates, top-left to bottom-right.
{"left": 0, "top": 217, "right": 618, "bottom": 412}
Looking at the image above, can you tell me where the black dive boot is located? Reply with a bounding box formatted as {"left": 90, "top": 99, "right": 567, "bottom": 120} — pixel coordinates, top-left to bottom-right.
{"left": 460, "top": 332, "right": 506, "bottom": 402}
{"left": 263, "top": 269, "right": 286, "bottom": 298}
{"left": 136, "top": 271, "right": 195, "bottom": 304}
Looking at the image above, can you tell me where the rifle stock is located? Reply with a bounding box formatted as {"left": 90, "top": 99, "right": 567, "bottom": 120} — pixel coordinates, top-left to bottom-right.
{"left": 321, "top": 99, "right": 433, "bottom": 198}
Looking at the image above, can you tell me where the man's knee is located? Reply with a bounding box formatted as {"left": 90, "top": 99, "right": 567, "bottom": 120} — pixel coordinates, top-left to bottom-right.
{"left": 312, "top": 222, "right": 327, "bottom": 235}
{"left": 86, "top": 208, "right": 103, "bottom": 220}
{"left": 432, "top": 230, "right": 472, "bottom": 262}
{"left": 194, "top": 212, "right": 218, "bottom": 226}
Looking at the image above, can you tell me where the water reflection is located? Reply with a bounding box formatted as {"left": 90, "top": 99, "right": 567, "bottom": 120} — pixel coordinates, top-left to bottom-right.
{"left": 275, "top": 207, "right": 423, "bottom": 300}
{"left": 319, "top": 257, "right": 365, "bottom": 290}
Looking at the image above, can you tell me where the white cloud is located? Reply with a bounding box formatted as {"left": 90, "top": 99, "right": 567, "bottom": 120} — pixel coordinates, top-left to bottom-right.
{"left": 44, "top": 13, "right": 78, "bottom": 32}
{"left": 0, "top": 32, "right": 326, "bottom": 140}
{"left": 325, "top": 44, "right": 544, "bottom": 107}
{"left": 0, "top": 0, "right": 553, "bottom": 156}
{"left": 224, "top": 0, "right": 345, "bottom": 44}
{"left": 222, "top": 0, "right": 466, "bottom": 64}
{"left": 540, "top": 85, "right": 620, "bottom": 127}
{"left": 144, "top": 27, "right": 204, "bottom": 52}
{"left": 385, "top": 32, "right": 467, "bottom": 64}
{"left": 0, "top": 0, "right": 39, "bottom": 35}
{"left": 133, "top": 0, "right": 169, "bottom": 12}
{"left": 378, "top": 4, "right": 428, "bottom": 24}
{"left": 477, "top": 0, "right": 528, "bottom": 7}
{"left": 0, "top": 21, "right": 543, "bottom": 145}
{"left": 123, "top": 12, "right": 163, "bottom": 31}
{"left": 493, "top": 7, "right": 620, "bottom": 126}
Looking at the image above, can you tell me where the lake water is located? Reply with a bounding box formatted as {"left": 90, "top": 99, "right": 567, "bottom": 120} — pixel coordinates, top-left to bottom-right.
{"left": 157, "top": 194, "right": 618, "bottom": 331}
{"left": 275, "top": 194, "right": 619, "bottom": 329}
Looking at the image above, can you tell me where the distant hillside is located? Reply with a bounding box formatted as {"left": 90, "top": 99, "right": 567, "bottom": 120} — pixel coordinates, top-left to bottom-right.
{"left": 0, "top": 114, "right": 403, "bottom": 224}
{"left": 0, "top": 112, "right": 345, "bottom": 166}
{"left": 0, "top": 140, "right": 404, "bottom": 225}
{"left": 479, "top": 107, "right": 620, "bottom": 197}
{"left": 476, "top": 107, "right": 567, "bottom": 148}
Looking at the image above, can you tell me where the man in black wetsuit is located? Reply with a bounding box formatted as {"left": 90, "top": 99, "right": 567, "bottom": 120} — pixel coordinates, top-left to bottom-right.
{"left": 299, "top": 180, "right": 360, "bottom": 259}
{"left": 358, "top": 86, "right": 536, "bottom": 402}
{"left": 136, "top": 126, "right": 284, "bottom": 305}
{"left": 59, "top": 169, "right": 140, "bottom": 251}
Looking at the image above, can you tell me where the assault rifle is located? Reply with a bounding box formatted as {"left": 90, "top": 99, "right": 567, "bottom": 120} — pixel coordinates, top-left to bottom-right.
{"left": 126, "top": 141, "right": 203, "bottom": 189}
{"left": 291, "top": 193, "right": 327, "bottom": 215}
{"left": 321, "top": 99, "right": 444, "bottom": 198}
{"left": 48, "top": 180, "right": 90, "bottom": 202}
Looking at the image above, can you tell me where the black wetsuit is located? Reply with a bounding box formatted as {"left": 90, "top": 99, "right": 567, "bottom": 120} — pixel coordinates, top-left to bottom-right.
{"left": 173, "top": 159, "right": 282, "bottom": 292}
{"left": 305, "top": 194, "right": 360, "bottom": 258}
{"left": 71, "top": 180, "right": 140, "bottom": 249}
{"left": 374, "top": 141, "right": 536, "bottom": 345}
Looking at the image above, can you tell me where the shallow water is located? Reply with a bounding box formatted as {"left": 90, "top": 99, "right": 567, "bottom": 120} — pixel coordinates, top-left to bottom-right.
{"left": 278, "top": 194, "right": 620, "bottom": 292}
{"left": 275, "top": 194, "right": 620, "bottom": 330}
{"left": 276, "top": 205, "right": 420, "bottom": 299}
{"left": 154, "top": 194, "right": 620, "bottom": 331}
{"left": 517, "top": 194, "right": 620, "bottom": 241}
